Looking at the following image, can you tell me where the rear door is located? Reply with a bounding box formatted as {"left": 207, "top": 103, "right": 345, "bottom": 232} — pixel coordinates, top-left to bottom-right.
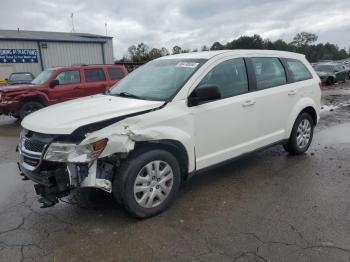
{"left": 243, "top": 57, "right": 292, "bottom": 145}
{"left": 48, "top": 69, "right": 82, "bottom": 102}
{"left": 83, "top": 67, "right": 109, "bottom": 96}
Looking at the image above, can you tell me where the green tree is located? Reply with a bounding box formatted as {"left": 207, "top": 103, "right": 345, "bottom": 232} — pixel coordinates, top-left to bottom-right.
{"left": 172, "top": 45, "right": 182, "bottom": 54}
{"left": 291, "top": 32, "right": 318, "bottom": 48}
{"left": 210, "top": 42, "right": 224, "bottom": 50}
{"left": 226, "top": 34, "right": 265, "bottom": 49}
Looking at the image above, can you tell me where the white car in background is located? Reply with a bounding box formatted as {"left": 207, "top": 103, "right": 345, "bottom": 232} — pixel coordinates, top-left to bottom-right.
{"left": 18, "top": 50, "right": 321, "bottom": 218}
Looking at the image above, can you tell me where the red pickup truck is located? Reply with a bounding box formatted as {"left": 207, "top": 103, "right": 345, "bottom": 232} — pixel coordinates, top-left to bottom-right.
{"left": 0, "top": 64, "right": 128, "bottom": 119}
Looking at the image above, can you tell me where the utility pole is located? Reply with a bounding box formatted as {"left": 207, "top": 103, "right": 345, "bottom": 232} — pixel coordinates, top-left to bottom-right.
{"left": 71, "top": 13, "right": 75, "bottom": 32}
{"left": 105, "top": 22, "right": 108, "bottom": 36}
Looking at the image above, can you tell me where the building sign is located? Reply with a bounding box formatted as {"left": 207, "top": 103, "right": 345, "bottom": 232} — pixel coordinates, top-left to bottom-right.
{"left": 0, "top": 49, "right": 38, "bottom": 63}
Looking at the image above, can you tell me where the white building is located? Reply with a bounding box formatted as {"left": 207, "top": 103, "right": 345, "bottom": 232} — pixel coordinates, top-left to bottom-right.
{"left": 0, "top": 29, "right": 114, "bottom": 79}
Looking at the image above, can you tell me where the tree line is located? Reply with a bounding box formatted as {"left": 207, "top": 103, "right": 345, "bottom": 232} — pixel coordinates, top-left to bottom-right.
{"left": 118, "top": 32, "right": 350, "bottom": 63}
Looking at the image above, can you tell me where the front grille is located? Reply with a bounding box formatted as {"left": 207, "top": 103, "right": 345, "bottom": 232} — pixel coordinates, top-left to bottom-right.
{"left": 23, "top": 138, "right": 46, "bottom": 153}
{"left": 20, "top": 137, "right": 48, "bottom": 170}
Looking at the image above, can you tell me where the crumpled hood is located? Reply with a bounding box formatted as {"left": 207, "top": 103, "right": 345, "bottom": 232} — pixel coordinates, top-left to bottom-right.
{"left": 21, "top": 95, "right": 164, "bottom": 135}
{"left": 0, "top": 84, "right": 36, "bottom": 92}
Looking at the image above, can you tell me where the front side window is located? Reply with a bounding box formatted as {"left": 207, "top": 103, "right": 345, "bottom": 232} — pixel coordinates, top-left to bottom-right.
{"left": 197, "top": 58, "right": 248, "bottom": 98}
{"left": 286, "top": 59, "right": 312, "bottom": 82}
{"left": 108, "top": 68, "right": 125, "bottom": 80}
{"left": 85, "top": 68, "right": 106, "bottom": 82}
{"left": 55, "top": 70, "right": 80, "bottom": 84}
{"left": 109, "top": 59, "right": 206, "bottom": 101}
{"left": 252, "top": 57, "right": 287, "bottom": 90}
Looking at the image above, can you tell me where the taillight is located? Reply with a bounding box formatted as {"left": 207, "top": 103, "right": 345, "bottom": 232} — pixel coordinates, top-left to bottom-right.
{"left": 318, "top": 81, "right": 323, "bottom": 90}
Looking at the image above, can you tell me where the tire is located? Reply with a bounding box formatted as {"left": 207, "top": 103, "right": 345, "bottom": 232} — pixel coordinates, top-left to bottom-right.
{"left": 326, "top": 77, "right": 335, "bottom": 86}
{"left": 19, "top": 101, "right": 44, "bottom": 119}
{"left": 113, "top": 149, "right": 182, "bottom": 218}
{"left": 283, "top": 112, "right": 314, "bottom": 155}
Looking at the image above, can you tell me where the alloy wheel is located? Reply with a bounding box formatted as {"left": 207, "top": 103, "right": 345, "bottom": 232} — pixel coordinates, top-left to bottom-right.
{"left": 296, "top": 119, "right": 312, "bottom": 149}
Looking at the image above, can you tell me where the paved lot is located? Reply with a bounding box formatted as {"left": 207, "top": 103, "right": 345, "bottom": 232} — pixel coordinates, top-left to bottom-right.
{"left": 1, "top": 84, "right": 350, "bottom": 262}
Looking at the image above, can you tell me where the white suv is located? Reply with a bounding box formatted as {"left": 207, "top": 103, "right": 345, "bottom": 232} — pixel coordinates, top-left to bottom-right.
{"left": 18, "top": 50, "right": 321, "bottom": 218}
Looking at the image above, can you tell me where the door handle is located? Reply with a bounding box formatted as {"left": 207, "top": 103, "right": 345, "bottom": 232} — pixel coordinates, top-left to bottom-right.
{"left": 288, "top": 90, "right": 297, "bottom": 96}
{"left": 242, "top": 100, "right": 256, "bottom": 107}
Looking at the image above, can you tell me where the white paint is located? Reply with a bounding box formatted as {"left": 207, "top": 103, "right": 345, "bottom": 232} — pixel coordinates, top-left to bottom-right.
{"left": 21, "top": 94, "right": 164, "bottom": 134}
{"left": 20, "top": 50, "right": 321, "bottom": 191}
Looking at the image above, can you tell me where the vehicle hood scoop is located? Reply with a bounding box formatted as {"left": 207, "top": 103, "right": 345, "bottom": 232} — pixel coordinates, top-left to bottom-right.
{"left": 21, "top": 95, "right": 164, "bottom": 135}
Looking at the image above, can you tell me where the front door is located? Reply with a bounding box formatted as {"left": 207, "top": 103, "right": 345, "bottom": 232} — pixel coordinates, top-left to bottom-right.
{"left": 190, "top": 58, "right": 256, "bottom": 170}
{"left": 48, "top": 70, "right": 82, "bottom": 102}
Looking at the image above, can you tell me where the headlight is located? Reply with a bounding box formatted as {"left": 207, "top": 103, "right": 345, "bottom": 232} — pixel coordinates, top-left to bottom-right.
{"left": 44, "top": 138, "right": 108, "bottom": 163}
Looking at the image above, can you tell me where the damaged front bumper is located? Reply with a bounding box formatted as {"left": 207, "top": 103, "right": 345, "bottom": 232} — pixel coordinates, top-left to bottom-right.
{"left": 18, "top": 161, "right": 71, "bottom": 207}
{"left": 17, "top": 131, "right": 118, "bottom": 208}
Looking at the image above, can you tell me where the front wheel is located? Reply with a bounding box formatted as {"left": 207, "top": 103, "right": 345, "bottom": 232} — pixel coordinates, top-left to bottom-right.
{"left": 19, "top": 101, "right": 44, "bottom": 119}
{"left": 284, "top": 113, "right": 314, "bottom": 155}
{"left": 113, "top": 149, "right": 182, "bottom": 218}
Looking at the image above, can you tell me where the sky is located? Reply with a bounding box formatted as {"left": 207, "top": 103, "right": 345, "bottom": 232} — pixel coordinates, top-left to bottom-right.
{"left": 1, "top": 0, "right": 350, "bottom": 58}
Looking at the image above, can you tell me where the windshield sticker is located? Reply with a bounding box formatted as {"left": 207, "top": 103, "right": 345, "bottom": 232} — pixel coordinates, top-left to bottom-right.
{"left": 176, "top": 62, "right": 199, "bottom": 68}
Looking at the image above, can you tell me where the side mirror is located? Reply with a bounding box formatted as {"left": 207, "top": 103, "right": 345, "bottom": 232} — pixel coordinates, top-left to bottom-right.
{"left": 4, "top": 78, "right": 8, "bottom": 81}
{"left": 188, "top": 85, "right": 221, "bottom": 107}
{"left": 49, "top": 79, "right": 59, "bottom": 88}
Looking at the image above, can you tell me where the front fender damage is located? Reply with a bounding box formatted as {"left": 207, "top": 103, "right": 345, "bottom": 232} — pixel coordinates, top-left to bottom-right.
{"left": 76, "top": 122, "right": 162, "bottom": 193}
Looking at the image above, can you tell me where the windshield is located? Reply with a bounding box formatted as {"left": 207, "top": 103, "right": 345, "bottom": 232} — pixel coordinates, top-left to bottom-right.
{"left": 9, "top": 73, "right": 33, "bottom": 82}
{"left": 314, "top": 65, "right": 335, "bottom": 72}
{"left": 31, "top": 70, "right": 53, "bottom": 85}
{"left": 109, "top": 59, "right": 206, "bottom": 101}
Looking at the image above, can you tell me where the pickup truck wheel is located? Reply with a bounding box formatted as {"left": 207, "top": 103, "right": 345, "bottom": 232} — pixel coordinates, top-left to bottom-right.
{"left": 283, "top": 112, "right": 314, "bottom": 155}
{"left": 19, "top": 101, "right": 44, "bottom": 119}
{"left": 113, "top": 149, "right": 181, "bottom": 218}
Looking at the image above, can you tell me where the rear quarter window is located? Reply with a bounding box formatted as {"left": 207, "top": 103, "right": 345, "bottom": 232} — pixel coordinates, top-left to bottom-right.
{"left": 108, "top": 68, "right": 125, "bottom": 80}
{"left": 285, "top": 59, "right": 312, "bottom": 82}
{"left": 84, "top": 68, "right": 106, "bottom": 82}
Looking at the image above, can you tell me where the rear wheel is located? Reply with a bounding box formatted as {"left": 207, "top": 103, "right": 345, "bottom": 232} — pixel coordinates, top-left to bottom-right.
{"left": 284, "top": 112, "right": 314, "bottom": 155}
{"left": 113, "top": 149, "right": 182, "bottom": 218}
{"left": 19, "top": 101, "right": 44, "bottom": 119}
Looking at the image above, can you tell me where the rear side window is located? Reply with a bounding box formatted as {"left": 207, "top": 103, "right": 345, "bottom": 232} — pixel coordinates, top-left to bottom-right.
{"left": 251, "top": 57, "right": 287, "bottom": 90}
{"left": 286, "top": 59, "right": 312, "bottom": 82}
{"left": 84, "top": 68, "right": 106, "bottom": 82}
{"left": 108, "top": 68, "right": 125, "bottom": 80}
{"left": 198, "top": 58, "right": 248, "bottom": 98}
{"left": 55, "top": 70, "right": 80, "bottom": 84}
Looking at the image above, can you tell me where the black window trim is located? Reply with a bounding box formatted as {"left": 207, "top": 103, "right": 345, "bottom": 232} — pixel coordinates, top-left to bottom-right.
{"left": 55, "top": 70, "right": 81, "bottom": 85}
{"left": 188, "top": 57, "right": 251, "bottom": 106}
{"left": 280, "top": 58, "right": 313, "bottom": 83}
{"left": 247, "top": 56, "right": 289, "bottom": 91}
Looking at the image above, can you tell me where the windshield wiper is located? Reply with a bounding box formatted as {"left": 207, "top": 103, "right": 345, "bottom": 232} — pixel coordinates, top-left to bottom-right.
{"left": 116, "top": 92, "right": 141, "bottom": 99}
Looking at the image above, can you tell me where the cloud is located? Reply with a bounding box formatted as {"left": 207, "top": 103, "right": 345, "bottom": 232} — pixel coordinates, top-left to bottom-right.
{"left": 1, "top": 0, "right": 349, "bottom": 58}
